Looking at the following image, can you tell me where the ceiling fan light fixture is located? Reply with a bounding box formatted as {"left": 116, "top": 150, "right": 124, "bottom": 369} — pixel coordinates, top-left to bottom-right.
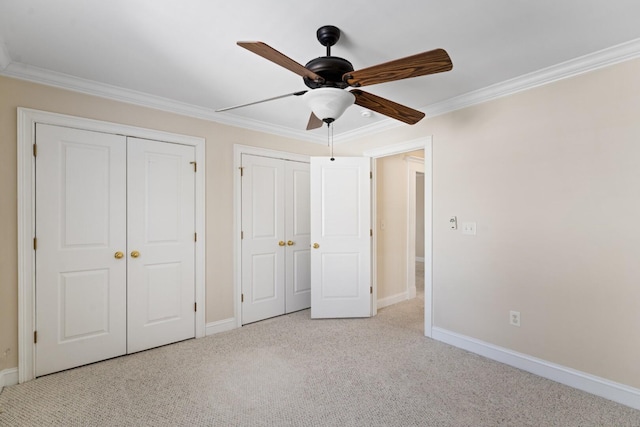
{"left": 304, "top": 88, "right": 355, "bottom": 122}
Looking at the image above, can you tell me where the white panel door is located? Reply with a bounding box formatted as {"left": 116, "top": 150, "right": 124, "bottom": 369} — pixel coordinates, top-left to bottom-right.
{"left": 310, "top": 157, "right": 371, "bottom": 318}
{"left": 127, "top": 138, "right": 196, "bottom": 353}
{"left": 284, "top": 161, "right": 311, "bottom": 313}
{"left": 241, "top": 155, "right": 286, "bottom": 324}
{"left": 35, "top": 124, "right": 127, "bottom": 376}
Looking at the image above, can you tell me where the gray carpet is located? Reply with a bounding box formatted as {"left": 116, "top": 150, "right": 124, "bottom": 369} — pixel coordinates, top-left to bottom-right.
{"left": 1, "top": 289, "right": 639, "bottom": 426}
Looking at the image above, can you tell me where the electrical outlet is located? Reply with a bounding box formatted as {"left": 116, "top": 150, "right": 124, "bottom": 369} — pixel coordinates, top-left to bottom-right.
{"left": 510, "top": 310, "right": 521, "bottom": 327}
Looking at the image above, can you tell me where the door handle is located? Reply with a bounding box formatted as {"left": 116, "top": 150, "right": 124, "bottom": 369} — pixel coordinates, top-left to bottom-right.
{"left": 114, "top": 251, "right": 124, "bottom": 259}
{"left": 278, "top": 241, "right": 285, "bottom": 246}
{"left": 130, "top": 250, "right": 140, "bottom": 258}
{"left": 287, "top": 240, "right": 294, "bottom": 246}
{"left": 313, "top": 243, "right": 320, "bottom": 249}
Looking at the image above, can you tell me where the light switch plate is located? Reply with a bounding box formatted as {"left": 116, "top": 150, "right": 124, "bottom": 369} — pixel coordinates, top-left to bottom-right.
{"left": 462, "top": 222, "right": 476, "bottom": 235}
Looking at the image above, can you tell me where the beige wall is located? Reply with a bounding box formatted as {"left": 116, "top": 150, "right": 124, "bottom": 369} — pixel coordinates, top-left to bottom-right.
{"left": 375, "top": 153, "right": 408, "bottom": 300}
{"left": 3, "top": 55, "right": 640, "bottom": 391}
{"left": 375, "top": 150, "right": 424, "bottom": 300}
{"left": 342, "top": 58, "right": 640, "bottom": 389}
{"left": 0, "top": 76, "right": 329, "bottom": 371}
{"left": 416, "top": 173, "right": 425, "bottom": 259}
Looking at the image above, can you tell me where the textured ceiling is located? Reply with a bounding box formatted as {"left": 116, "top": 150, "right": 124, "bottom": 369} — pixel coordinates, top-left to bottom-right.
{"left": 1, "top": 0, "right": 640, "bottom": 142}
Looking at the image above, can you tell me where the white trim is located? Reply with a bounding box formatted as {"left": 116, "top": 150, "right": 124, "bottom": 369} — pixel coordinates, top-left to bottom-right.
{"left": 17, "top": 108, "right": 206, "bottom": 383}
{"left": 364, "top": 138, "right": 427, "bottom": 159}
{"left": 205, "top": 318, "right": 237, "bottom": 336}
{"left": 3, "top": 39, "right": 640, "bottom": 144}
{"left": 432, "top": 327, "right": 640, "bottom": 411}
{"left": 424, "top": 38, "right": 640, "bottom": 120}
{"left": 423, "top": 143, "right": 433, "bottom": 337}
{"left": 377, "top": 291, "right": 410, "bottom": 309}
{"left": 370, "top": 159, "right": 378, "bottom": 316}
{"left": 233, "top": 144, "right": 311, "bottom": 328}
{"left": 0, "top": 368, "right": 19, "bottom": 393}
{"left": 365, "top": 137, "right": 434, "bottom": 337}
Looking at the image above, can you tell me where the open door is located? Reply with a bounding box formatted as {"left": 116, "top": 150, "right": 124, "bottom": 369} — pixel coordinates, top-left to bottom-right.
{"left": 310, "top": 157, "right": 372, "bottom": 318}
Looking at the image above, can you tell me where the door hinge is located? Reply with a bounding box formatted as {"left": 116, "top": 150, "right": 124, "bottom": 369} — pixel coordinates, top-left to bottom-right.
{"left": 370, "top": 286, "right": 373, "bottom": 294}
{"left": 34, "top": 330, "right": 38, "bottom": 344}
{"left": 194, "top": 302, "right": 197, "bottom": 312}
{"left": 33, "top": 237, "right": 37, "bottom": 250}
{"left": 33, "top": 144, "right": 38, "bottom": 157}
{"left": 370, "top": 171, "right": 372, "bottom": 179}
{"left": 190, "top": 161, "right": 197, "bottom": 172}
{"left": 370, "top": 229, "right": 373, "bottom": 237}
{"left": 194, "top": 232, "right": 197, "bottom": 242}
{"left": 239, "top": 166, "right": 244, "bottom": 177}
{"left": 241, "top": 293, "right": 244, "bottom": 303}
{"left": 241, "top": 231, "right": 244, "bottom": 240}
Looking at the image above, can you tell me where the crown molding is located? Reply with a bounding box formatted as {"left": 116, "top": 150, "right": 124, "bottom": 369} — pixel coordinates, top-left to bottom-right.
{"left": 1, "top": 62, "right": 326, "bottom": 144}
{"left": 423, "top": 37, "right": 640, "bottom": 119}
{"left": 2, "top": 37, "right": 639, "bottom": 144}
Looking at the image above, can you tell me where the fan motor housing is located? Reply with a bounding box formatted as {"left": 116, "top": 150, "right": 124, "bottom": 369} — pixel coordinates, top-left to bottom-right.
{"left": 304, "top": 56, "right": 354, "bottom": 89}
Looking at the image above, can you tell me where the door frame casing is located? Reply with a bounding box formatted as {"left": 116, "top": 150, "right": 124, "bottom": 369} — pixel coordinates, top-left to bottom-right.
{"left": 364, "top": 137, "right": 433, "bottom": 337}
{"left": 233, "top": 145, "right": 310, "bottom": 328}
{"left": 17, "top": 108, "right": 206, "bottom": 382}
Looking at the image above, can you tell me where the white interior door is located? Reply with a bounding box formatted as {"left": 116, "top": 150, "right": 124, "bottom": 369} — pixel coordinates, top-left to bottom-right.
{"left": 284, "top": 161, "right": 311, "bottom": 313}
{"left": 35, "top": 124, "right": 127, "bottom": 376}
{"left": 241, "top": 154, "right": 286, "bottom": 324}
{"left": 310, "top": 157, "right": 372, "bottom": 318}
{"left": 127, "top": 137, "right": 196, "bottom": 353}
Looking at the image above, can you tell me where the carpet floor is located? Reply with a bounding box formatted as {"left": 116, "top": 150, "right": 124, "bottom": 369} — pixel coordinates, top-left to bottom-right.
{"left": 1, "top": 287, "right": 639, "bottom": 426}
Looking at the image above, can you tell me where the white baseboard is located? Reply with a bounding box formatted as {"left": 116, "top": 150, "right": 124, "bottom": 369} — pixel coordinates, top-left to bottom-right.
{"left": 0, "top": 368, "right": 19, "bottom": 393}
{"left": 432, "top": 327, "right": 640, "bottom": 411}
{"left": 378, "top": 291, "right": 409, "bottom": 309}
{"left": 205, "top": 317, "right": 237, "bottom": 336}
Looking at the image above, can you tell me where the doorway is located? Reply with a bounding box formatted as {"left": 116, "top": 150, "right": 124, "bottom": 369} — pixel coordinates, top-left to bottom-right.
{"left": 365, "top": 137, "right": 433, "bottom": 336}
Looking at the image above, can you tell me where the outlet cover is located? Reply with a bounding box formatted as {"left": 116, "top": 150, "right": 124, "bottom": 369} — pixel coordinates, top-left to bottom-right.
{"left": 510, "top": 310, "right": 521, "bottom": 327}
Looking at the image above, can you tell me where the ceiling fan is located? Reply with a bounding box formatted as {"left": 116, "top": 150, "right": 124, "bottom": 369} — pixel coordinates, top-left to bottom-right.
{"left": 216, "top": 25, "right": 453, "bottom": 130}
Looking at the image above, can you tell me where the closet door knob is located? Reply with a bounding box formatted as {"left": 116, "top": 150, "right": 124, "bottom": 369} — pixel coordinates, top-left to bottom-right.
{"left": 278, "top": 241, "right": 285, "bottom": 247}
{"left": 313, "top": 243, "right": 320, "bottom": 249}
{"left": 114, "top": 251, "right": 124, "bottom": 259}
{"left": 287, "top": 240, "right": 294, "bottom": 246}
{"left": 130, "top": 250, "right": 140, "bottom": 258}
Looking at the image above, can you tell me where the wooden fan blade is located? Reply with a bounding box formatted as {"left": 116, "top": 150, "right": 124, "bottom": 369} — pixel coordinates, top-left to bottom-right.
{"left": 306, "top": 112, "right": 323, "bottom": 130}
{"left": 351, "top": 90, "right": 425, "bottom": 125}
{"left": 238, "top": 41, "right": 324, "bottom": 83}
{"left": 344, "top": 48, "right": 452, "bottom": 87}
{"left": 215, "top": 90, "right": 307, "bottom": 112}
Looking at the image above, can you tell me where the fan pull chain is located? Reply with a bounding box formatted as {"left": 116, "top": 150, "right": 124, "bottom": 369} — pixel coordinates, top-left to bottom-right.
{"left": 328, "top": 122, "right": 335, "bottom": 161}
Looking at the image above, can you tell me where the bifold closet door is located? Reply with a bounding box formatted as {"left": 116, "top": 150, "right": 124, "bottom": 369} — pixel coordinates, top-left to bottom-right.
{"left": 126, "top": 137, "right": 196, "bottom": 353}
{"left": 241, "top": 154, "right": 311, "bottom": 324}
{"left": 284, "top": 160, "right": 311, "bottom": 313}
{"left": 35, "top": 124, "right": 128, "bottom": 376}
{"left": 35, "top": 126, "right": 196, "bottom": 376}
{"left": 241, "top": 155, "right": 286, "bottom": 324}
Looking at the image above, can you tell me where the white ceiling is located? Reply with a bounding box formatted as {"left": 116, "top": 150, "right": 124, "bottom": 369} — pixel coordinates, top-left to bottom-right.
{"left": 2, "top": 0, "right": 640, "bottom": 143}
